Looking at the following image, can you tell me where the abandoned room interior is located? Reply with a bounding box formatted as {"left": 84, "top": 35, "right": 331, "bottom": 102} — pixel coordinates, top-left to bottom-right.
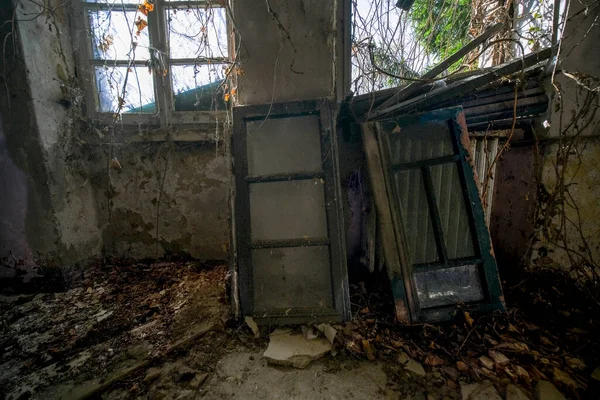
{"left": 0, "top": 0, "right": 599, "bottom": 398}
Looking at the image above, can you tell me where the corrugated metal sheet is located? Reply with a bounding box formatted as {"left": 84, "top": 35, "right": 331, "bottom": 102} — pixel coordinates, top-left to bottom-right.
{"left": 470, "top": 137, "right": 499, "bottom": 227}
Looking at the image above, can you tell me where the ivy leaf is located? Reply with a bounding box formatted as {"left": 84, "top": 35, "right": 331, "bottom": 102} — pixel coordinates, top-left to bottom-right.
{"left": 134, "top": 17, "right": 148, "bottom": 36}
{"left": 138, "top": 0, "right": 154, "bottom": 16}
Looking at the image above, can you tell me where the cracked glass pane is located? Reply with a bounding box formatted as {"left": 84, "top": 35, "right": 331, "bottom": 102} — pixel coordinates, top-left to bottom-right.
{"left": 95, "top": 66, "right": 156, "bottom": 113}
{"left": 89, "top": 10, "right": 150, "bottom": 60}
{"left": 171, "top": 64, "right": 226, "bottom": 111}
{"left": 167, "top": 7, "right": 228, "bottom": 59}
{"left": 415, "top": 265, "right": 484, "bottom": 308}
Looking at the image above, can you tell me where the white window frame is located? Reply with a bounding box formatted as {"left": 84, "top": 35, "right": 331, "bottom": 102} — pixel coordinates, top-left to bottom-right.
{"left": 71, "top": 0, "right": 232, "bottom": 127}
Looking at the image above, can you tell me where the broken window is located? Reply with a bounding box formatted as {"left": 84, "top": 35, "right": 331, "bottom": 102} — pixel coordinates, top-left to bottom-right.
{"left": 362, "top": 107, "right": 504, "bottom": 323}
{"left": 232, "top": 100, "right": 350, "bottom": 324}
{"left": 75, "top": 0, "right": 230, "bottom": 121}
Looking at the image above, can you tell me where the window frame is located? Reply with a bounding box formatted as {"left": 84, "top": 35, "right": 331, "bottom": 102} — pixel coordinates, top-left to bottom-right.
{"left": 71, "top": 0, "right": 232, "bottom": 127}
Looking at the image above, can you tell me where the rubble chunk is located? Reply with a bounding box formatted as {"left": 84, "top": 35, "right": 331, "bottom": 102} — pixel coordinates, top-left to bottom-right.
{"left": 479, "top": 355, "right": 495, "bottom": 370}
{"left": 263, "top": 329, "right": 331, "bottom": 369}
{"left": 506, "top": 384, "right": 531, "bottom": 400}
{"left": 516, "top": 365, "right": 531, "bottom": 383}
{"left": 535, "top": 381, "right": 566, "bottom": 400}
{"left": 316, "top": 323, "right": 337, "bottom": 344}
{"left": 189, "top": 372, "right": 208, "bottom": 389}
{"left": 143, "top": 367, "right": 161, "bottom": 382}
{"left": 461, "top": 380, "right": 501, "bottom": 400}
{"left": 404, "top": 359, "right": 426, "bottom": 377}
{"left": 244, "top": 316, "right": 260, "bottom": 338}
{"left": 488, "top": 350, "right": 509, "bottom": 367}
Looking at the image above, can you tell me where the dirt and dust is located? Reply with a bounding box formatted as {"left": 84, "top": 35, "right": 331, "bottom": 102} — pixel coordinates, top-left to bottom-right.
{"left": 0, "top": 261, "right": 598, "bottom": 399}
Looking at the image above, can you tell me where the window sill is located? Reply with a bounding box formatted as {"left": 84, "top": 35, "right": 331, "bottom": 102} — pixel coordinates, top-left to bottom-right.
{"left": 82, "top": 113, "right": 230, "bottom": 145}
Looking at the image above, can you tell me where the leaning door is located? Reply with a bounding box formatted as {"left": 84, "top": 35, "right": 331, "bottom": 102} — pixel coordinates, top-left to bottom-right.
{"left": 364, "top": 107, "right": 504, "bottom": 323}
{"left": 233, "top": 99, "right": 349, "bottom": 324}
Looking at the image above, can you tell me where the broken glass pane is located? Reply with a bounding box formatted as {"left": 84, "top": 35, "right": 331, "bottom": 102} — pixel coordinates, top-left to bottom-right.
{"left": 95, "top": 66, "right": 156, "bottom": 113}
{"left": 430, "top": 162, "right": 476, "bottom": 259}
{"left": 394, "top": 169, "right": 438, "bottom": 265}
{"left": 252, "top": 246, "right": 333, "bottom": 311}
{"left": 171, "top": 64, "right": 226, "bottom": 111}
{"left": 414, "top": 265, "right": 484, "bottom": 308}
{"left": 388, "top": 120, "right": 455, "bottom": 165}
{"left": 167, "top": 7, "right": 228, "bottom": 59}
{"left": 89, "top": 10, "right": 150, "bottom": 60}
{"left": 246, "top": 115, "right": 322, "bottom": 176}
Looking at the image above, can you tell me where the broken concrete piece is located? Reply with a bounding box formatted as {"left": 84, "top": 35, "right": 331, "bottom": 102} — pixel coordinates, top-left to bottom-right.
{"left": 244, "top": 316, "right": 260, "bottom": 338}
{"left": 94, "top": 310, "right": 113, "bottom": 323}
{"left": 316, "top": 323, "right": 337, "bottom": 344}
{"left": 404, "top": 359, "right": 425, "bottom": 377}
{"left": 143, "top": 367, "right": 161, "bottom": 382}
{"left": 461, "top": 381, "right": 502, "bottom": 400}
{"left": 302, "top": 326, "right": 318, "bottom": 340}
{"left": 516, "top": 365, "right": 531, "bottom": 383}
{"left": 263, "top": 329, "right": 331, "bottom": 369}
{"left": 479, "top": 355, "right": 495, "bottom": 370}
{"left": 488, "top": 350, "right": 509, "bottom": 367}
{"left": 506, "top": 384, "right": 531, "bottom": 400}
{"left": 535, "top": 381, "right": 566, "bottom": 400}
{"left": 189, "top": 372, "right": 208, "bottom": 389}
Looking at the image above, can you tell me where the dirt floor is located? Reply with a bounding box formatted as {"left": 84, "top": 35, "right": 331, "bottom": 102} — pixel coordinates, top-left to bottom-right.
{"left": 1, "top": 261, "right": 598, "bottom": 399}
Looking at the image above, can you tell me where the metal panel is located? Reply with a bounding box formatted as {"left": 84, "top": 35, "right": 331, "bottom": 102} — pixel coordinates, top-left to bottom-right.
{"left": 363, "top": 107, "right": 504, "bottom": 323}
{"left": 233, "top": 100, "right": 349, "bottom": 324}
{"left": 470, "top": 137, "right": 499, "bottom": 226}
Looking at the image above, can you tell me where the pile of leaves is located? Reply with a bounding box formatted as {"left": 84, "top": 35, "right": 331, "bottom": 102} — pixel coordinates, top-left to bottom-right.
{"left": 335, "top": 269, "right": 599, "bottom": 399}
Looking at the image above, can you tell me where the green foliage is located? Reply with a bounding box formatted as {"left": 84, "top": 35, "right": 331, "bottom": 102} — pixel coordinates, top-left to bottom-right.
{"left": 408, "top": 0, "right": 472, "bottom": 61}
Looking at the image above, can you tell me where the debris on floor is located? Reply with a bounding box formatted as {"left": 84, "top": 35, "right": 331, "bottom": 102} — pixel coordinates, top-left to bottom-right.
{"left": 1, "top": 259, "right": 598, "bottom": 399}
{"left": 0, "top": 261, "right": 229, "bottom": 400}
{"left": 263, "top": 328, "right": 332, "bottom": 369}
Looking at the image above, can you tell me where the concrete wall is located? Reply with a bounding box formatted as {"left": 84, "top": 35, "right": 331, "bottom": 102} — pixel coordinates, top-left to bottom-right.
{"left": 0, "top": 0, "right": 231, "bottom": 273}
{"left": 82, "top": 140, "right": 230, "bottom": 260}
{"left": 0, "top": 0, "right": 341, "bottom": 274}
{"left": 0, "top": 0, "right": 102, "bottom": 281}
{"left": 234, "top": 0, "right": 337, "bottom": 105}
{"left": 529, "top": 0, "right": 600, "bottom": 274}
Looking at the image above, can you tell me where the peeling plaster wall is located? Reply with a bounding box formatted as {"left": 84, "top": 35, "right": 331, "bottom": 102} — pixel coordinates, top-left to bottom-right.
{"left": 0, "top": 0, "right": 102, "bottom": 278}
{"left": 234, "top": 0, "right": 337, "bottom": 105}
{"left": 1, "top": 0, "right": 341, "bottom": 270}
{"left": 83, "top": 141, "right": 230, "bottom": 260}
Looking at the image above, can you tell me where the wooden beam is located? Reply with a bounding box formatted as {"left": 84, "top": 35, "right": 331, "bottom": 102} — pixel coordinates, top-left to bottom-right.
{"left": 374, "top": 23, "right": 505, "bottom": 113}
{"left": 368, "top": 47, "right": 552, "bottom": 120}
{"left": 361, "top": 123, "right": 411, "bottom": 324}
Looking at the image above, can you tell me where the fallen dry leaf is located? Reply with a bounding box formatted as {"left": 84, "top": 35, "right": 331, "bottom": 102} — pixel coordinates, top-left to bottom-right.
{"left": 362, "top": 339, "right": 376, "bottom": 361}
{"left": 464, "top": 311, "right": 474, "bottom": 327}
